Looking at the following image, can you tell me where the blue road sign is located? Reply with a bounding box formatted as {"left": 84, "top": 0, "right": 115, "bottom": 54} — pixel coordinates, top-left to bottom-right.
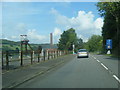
{"left": 106, "top": 39, "right": 112, "bottom": 49}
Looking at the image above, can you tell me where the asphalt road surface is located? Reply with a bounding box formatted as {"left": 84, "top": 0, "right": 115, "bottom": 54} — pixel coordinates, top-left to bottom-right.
{"left": 16, "top": 54, "right": 119, "bottom": 88}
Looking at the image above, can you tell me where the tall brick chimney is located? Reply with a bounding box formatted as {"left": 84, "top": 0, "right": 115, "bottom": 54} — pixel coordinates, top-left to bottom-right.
{"left": 50, "top": 33, "right": 53, "bottom": 45}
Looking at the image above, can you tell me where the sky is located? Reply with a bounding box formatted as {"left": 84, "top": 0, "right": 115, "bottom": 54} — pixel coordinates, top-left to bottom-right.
{"left": 1, "top": 2, "right": 104, "bottom": 44}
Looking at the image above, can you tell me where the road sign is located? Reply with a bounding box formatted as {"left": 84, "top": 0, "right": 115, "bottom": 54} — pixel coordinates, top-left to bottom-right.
{"left": 106, "top": 39, "right": 112, "bottom": 49}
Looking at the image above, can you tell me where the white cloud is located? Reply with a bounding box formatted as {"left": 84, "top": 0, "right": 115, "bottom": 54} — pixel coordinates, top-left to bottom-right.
{"left": 53, "top": 27, "right": 62, "bottom": 43}
{"left": 78, "top": 34, "right": 88, "bottom": 42}
{"left": 14, "top": 23, "right": 28, "bottom": 35}
{"left": 2, "top": 28, "right": 49, "bottom": 44}
{"left": 94, "top": 18, "right": 104, "bottom": 29}
{"left": 11, "top": 36, "right": 17, "bottom": 39}
{"left": 53, "top": 27, "right": 62, "bottom": 36}
{"left": 50, "top": 8, "right": 59, "bottom": 15}
{"left": 50, "top": 8, "right": 104, "bottom": 42}
{"left": 2, "top": 0, "right": 102, "bottom": 2}
{"left": 27, "top": 29, "right": 48, "bottom": 44}
{"left": 2, "top": 21, "right": 49, "bottom": 43}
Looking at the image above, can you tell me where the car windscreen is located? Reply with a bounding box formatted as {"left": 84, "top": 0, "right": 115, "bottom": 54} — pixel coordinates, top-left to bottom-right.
{"left": 78, "top": 50, "right": 87, "bottom": 52}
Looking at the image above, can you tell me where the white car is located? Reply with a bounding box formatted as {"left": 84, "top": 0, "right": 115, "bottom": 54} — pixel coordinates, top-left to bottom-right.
{"left": 77, "top": 49, "right": 89, "bottom": 58}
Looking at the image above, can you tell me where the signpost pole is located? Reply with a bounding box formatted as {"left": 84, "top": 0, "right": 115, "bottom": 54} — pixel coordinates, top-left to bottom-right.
{"left": 106, "top": 39, "right": 112, "bottom": 55}
{"left": 73, "top": 44, "right": 75, "bottom": 54}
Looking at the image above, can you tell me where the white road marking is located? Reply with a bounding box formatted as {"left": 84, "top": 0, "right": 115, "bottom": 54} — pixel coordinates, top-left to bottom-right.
{"left": 94, "top": 57, "right": 96, "bottom": 59}
{"left": 101, "top": 63, "right": 108, "bottom": 70}
{"left": 97, "top": 60, "right": 100, "bottom": 63}
{"left": 113, "top": 75, "right": 120, "bottom": 83}
{"left": 92, "top": 55, "right": 120, "bottom": 84}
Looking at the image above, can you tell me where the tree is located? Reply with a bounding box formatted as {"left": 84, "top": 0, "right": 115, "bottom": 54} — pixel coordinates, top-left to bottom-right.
{"left": 84, "top": 35, "right": 103, "bottom": 52}
{"left": 58, "top": 28, "right": 83, "bottom": 51}
{"left": 97, "top": 2, "right": 120, "bottom": 55}
{"left": 75, "top": 38, "right": 83, "bottom": 51}
{"left": 97, "top": 2, "right": 120, "bottom": 38}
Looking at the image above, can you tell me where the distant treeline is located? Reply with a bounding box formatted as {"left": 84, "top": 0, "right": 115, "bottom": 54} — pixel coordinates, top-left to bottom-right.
{"left": 1, "top": 39, "right": 57, "bottom": 52}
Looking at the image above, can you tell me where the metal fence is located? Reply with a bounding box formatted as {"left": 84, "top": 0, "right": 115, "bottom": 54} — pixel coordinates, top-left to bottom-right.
{"left": 1, "top": 49, "right": 69, "bottom": 70}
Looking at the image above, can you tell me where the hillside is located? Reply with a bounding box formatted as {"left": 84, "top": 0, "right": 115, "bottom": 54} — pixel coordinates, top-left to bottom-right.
{"left": 1, "top": 39, "right": 58, "bottom": 52}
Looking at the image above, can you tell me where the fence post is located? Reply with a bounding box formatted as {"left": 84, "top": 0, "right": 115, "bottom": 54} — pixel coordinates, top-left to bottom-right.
{"left": 51, "top": 51, "right": 52, "bottom": 59}
{"left": 50, "top": 51, "right": 52, "bottom": 59}
{"left": 55, "top": 51, "right": 56, "bottom": 58}
{"left": 2, "top": 52, "right": 4, "bottom": 68}
{"left": 58, "top": 51, "right": 59, "bottom": 56}
{"left": 38, "top": 51, "right": 40, "bottom": 62}
{"left": 54, "top": 51, "right": 56, "bottom": 58}
{"left": 66, "top": 51, "right": 67, "bottom": 54}
{"left": 20, "top": 51, "right": 23, "bottom": 66}
{"left": 31, "top": 51, "right": 33, "bottom": 64}
{"left": 33, "top": 51, "right": 35, "bottom": 62}
{"left": 55, "top": 51, "right": 57, "bottom": 58}
{"left": 43, "top": 50, "right": 46, "bottom": 61}
{"left": 53, "top": 51, "right": 54, "bottom": 58}
{"left": 56, "top": 50, "right": 58, "bottom": 57}
{"left": 6, "top": 51, "right": 9, "bottom": 70}
{"left": 52, "top": 51, "right": 54, "bottom": 59}
{"left": 60, "top": 51, "right": 61, "bottom": 56}
{"left": 48, "top": 51, "right": 49, "bottom": 60}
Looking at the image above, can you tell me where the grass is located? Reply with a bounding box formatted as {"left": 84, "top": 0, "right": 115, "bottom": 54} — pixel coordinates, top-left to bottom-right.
{"left": 90, "top": 51, "right": 120, "bottom": 59}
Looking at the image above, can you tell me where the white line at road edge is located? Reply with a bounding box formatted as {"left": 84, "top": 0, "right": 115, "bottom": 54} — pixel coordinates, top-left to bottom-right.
{"left": 92, "top": 56, "right": 108, "bottom": 70}
{"left": 113, "top": 75, "right": 120, "bottom": 83}
{"left": 92, "top": 55, "right": 120, "bottom": 84}
{"left": 100, "top": 63, "right": 108, "bottom": 70}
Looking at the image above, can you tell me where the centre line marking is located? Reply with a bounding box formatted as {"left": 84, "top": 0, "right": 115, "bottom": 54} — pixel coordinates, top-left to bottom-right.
{"left": 113, "top": 75, "right": 120, "bottom": 83}
{"left": 101, "top": 63, "right": 108, "bottom": 70}
{"left": 97, "top": 60, "right": 100, "bottom": 62}
{"left": 94, "top": 57, "right": 96, "bottom": 59}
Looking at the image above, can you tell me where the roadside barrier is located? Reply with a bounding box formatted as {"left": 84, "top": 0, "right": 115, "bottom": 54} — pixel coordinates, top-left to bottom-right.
{"left": 1, "top": 49, "right": 69, "bottom": 70}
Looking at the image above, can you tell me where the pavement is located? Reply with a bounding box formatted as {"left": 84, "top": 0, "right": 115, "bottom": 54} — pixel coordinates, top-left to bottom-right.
{"left": 2, "top": 54, "right": 75, "bottom": 88}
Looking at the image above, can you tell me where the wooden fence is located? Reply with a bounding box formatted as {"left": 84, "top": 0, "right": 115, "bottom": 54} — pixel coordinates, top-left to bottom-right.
{"left": 1, "top": 49, "right": 69, "bottom": 70}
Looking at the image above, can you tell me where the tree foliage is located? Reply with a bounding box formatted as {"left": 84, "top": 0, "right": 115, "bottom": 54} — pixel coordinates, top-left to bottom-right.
{"left": 97, "top": 2, "right": 120, "bottom": 17}
{"left": 97, "top": 2, "right": 120, "bottom": 55}
{"left": 58, "top": 28, "right": 83, "bottom": 51}
{"left": 84, "top": 35, "right": 103, "bottom": 52}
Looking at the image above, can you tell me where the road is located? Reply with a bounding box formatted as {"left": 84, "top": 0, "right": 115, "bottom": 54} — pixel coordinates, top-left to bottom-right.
{"left": 15, "top": 54, "right": 119, "bottom": 88}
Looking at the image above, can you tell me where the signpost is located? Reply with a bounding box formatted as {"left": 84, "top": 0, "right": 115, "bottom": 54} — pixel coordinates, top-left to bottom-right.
{"left": 73, "top": 44, "right": 75, "bottom": 54}
{"left": 106, "top": 39, "right": 112, "bottom": 54}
